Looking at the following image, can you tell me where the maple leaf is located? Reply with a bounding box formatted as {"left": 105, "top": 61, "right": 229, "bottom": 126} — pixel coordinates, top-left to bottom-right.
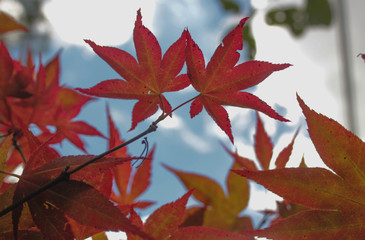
{"left": 0, "top": 186, "right": 37, "bottom": 239}
{"left": 77, "top": 9, "right": 190, "bottom": 130}
{"left": 185, "top": 18, "right": 290, "bottom": 142}
{"left": 12, "top": 52, "right": 62, "bottom": 124}
{"left": 234, "top": 94, "right": 365, "bottom": 239}
{"left": 0, "top": 11, "right": 27, "bottom": 34}
{"left": 0, "top": 41, "right": 32, "bottom": 106}
{"left": 0, "top": 134, "right": 12, "bottom": 190}
{"left": 254, "top": 112, "right": 273, "bottom": 170}
{"left": 0, "top": 49, "right": 103, "bottom": 152}
{"left": 127, "top": 190, "right": 193, "bottom": 240}
{"left": 106, "top": 105, "right": 154, "bottom": 211}
{"left": 223, "top": 112, "right": 299, "bottom": 171}
{"left": 163, "top": 158, "right": 252, "bottom": 232}
{"left": 9, "top": 127, "right": 149, "bottom": 240}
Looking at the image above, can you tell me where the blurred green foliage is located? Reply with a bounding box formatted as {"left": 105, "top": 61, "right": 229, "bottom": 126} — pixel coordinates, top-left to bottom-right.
{"left": 266, "top": 0, "right": 332, "bottom": 36}
{"left": 219, "top": 0, "right": 240, "bottom": 13}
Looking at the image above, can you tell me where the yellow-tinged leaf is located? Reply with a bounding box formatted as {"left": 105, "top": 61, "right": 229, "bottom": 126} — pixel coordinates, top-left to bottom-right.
{"left": 226, "top": 161, "right": 249, "bottom": 215}
{"left": 298, "top": 94, "right": 365, "bottom": 185}
{"left": 0, "top": 134, "right": 12, "bottom": 188}
{"left": 91, "top": 231, "right": 108, "bottom": 240}
{"left": 0, "top": 12, "right": 27, "bottom": 34}
{"left": 234, "top": 95, "right": 365, "bottom": 239}
{"left": 163, "top": 164, "right": 226, "bottom": 207}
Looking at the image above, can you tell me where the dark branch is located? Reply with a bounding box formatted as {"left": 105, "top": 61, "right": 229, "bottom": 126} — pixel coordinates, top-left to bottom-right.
{"left": 0, "top": 122, "right": 158, "bottom": 217}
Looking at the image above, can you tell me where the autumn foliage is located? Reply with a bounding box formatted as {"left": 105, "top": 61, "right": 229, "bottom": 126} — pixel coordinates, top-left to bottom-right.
{"left": 1, "top": 9, "right": 364, "bottom": 240}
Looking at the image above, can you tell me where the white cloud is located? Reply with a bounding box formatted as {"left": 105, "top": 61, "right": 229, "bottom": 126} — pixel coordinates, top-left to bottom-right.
{"left": 180, "top": 128, "right": 212, "bottom": 153}
{"left": 43, "top": 0, "right": 156, "bottom": 47}
{"left": 4, "top": 163, "right": 24, "bottom": 184}
{"left": 248, "top": 182, "right": 283, "bottom": 211}
{"left": 159, "top": 115, "right": 183, "bottom": 129}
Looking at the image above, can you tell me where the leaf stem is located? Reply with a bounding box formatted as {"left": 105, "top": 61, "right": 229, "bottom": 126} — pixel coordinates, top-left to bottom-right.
{"left": 0, "top": 170, "right": 21, "bottom": 179}
{"left": 155, "top": 94, "right": 200, "bottom": 124}
{"left": 12, "top": 137, "right": 27, "bottom": 164}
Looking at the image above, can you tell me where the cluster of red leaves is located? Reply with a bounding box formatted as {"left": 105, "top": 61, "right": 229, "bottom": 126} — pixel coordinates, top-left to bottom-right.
{"left": 233, "top": 95, "right": 365, "bottom": 239}
{"left": 0, "top": 12, "right": 151, "bottom": 240}
{"left": 78, "top": 9, "right": 290, "bottom": 143}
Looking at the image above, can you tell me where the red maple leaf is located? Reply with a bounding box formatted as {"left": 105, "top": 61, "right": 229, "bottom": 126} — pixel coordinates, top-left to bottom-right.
{"left": 10, "top": 125, "right": 149, "bottom": 240}
{"left": 106, "top": 105, "right": 154, "bottom": 212}
{"left": 234, "top": 95, "right": 365, "bottom": 239}
{"left": 77, "top": 9, "right": 190, "bottom": 130}
{"left": 185, "top": 18, "right": 290, "bottom": 142}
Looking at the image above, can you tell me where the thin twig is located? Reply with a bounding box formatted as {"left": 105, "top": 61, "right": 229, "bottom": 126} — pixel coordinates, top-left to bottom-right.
{"left": 132, "top": 137, "right": 149, "bottom": 168}
{"left": 256, "top": 211, "right": 272, "bottom": 229}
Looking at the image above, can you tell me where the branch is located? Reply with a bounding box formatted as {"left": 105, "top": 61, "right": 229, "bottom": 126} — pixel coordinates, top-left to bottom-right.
{"left": 0, "top": 94, "right": 198, "bottom": 218}
{"left": 0, "top": 122, "right": 158, "bottom": 217}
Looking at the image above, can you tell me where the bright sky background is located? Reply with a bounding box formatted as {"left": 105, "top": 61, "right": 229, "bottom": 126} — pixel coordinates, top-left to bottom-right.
{"left": 3, "top": 0, "right": 365, "bottom": 238}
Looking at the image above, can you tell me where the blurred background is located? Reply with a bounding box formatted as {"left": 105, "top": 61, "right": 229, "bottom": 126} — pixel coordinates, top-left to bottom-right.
{"left": 1, "top": 0, "right": 365, "bottom": 234}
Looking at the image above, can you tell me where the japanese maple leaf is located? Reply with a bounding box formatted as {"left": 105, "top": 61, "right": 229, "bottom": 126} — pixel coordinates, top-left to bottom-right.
{"left": 223, "top": 112, "right": 298, "bottom": 172}
{"left": 77, "top": 9, "right": 190, "bottom": 130}
{"left": 0, "top": 185, "right": 37, "bottom": 239}
{"left": 29, "top": 87, "right": 103, "bottom": 152}
{"left": 234, "top": 94, "right": 365, "bottom": 239}
{"left": 163, "top": 157, "right": 252, "bottom": 232}
{"left": 0, "top": 134, "right": 12, "bottom": 191}
{"left": 0, "top": 11, "right": 27, "bottom": 34}
{"left": 106, "top": 105, "right": 154, "bottom": 212}
{"left": 0, "top": 41, "right": 32, "bottom": 99}
{"left": 127, "top": 190, "right": 193, "bottom": 240}
{"left": 13, "top": 52, "right": 62, "bottom": 124}
{"left": 10, "top": 126, "right": 149, "bottom": 240}
{"left": 224, "top": 112, "right": 300, "bottom": 225}
{"left": 186, "top": 18, "right": 290, "bottom": 142}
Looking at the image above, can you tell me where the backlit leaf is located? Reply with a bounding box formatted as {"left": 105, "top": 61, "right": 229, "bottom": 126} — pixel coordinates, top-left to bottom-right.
{"left": 233, "top": 95, "right": 365, "bottom": 239}
{"left": 0, "top": 12, "right": 27, "bottom": 34}
{"left": 143, "top": 190, "right": 193, "bottom": 239}
{"left": 77, "top": 10, "right": 190, "bottom": 130}
{"left": 186, "top": 18, "right": 290, "bottom": 142}
{"left": 254, "top": 112, "right": 273, "bottom": 170}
